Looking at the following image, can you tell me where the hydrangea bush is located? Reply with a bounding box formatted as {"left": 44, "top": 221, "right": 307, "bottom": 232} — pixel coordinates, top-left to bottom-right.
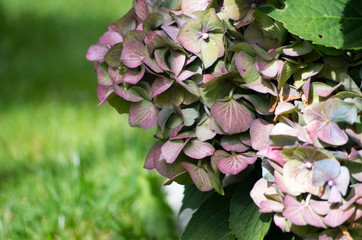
{"left": 87, "top": 0, "right": 362, "bottom": 239}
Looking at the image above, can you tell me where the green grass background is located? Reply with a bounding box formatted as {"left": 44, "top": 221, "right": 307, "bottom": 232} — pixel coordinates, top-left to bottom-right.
{"left": 0, "top": 0, "right": 177, "bottom": 239}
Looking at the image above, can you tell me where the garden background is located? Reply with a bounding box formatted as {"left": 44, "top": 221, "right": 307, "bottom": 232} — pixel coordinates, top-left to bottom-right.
{"left": 0, "top": 0, "right": 178, "bottom": 239}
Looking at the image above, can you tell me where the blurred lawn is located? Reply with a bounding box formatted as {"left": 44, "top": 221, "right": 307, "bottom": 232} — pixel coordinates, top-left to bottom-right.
{"left": 0, "top": 0, "right": 177, "bottom": 239}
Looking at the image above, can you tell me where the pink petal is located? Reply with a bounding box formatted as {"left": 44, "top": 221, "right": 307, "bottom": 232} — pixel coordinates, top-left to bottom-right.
{"left": 99, "top": 31, "right": 123, "bottom": 46}
{"left": 182, "top": 162, "right": 213, "bottom": 192}
{"left": 255, "top": 58, "right": 279, "bottom": 78}
{"left": 303, "top": 77, "right": 311, "bottom": 103}
{"left": 183, "top": 139, "right": 215, "bottom": 159}
{"left": 96, "top": 85, "right": 113, "bottom": 106}
{"left": 283, "top": 195, "right": 308, "bottom": 226}
{"left": 134, "top": 0, "right": 150, "bottom": 20}
{"left": 240, "top": 77, "right": 277, "bottom": 96}
{"left": 123, "top": 65, "right": 146, "bottom": 84}
{"left": 151, "top": 77, "right": 174, "bottom": 98}
{"left": 250, "top": 118, "right": 273, "bottom": 151}
{"left": 317, "top": 122, "right": 348, "bottom": 146}
{"left": 128, "top": 100, "right": 157, "bottom": 129}
{"left": 282, "top": 41, "right": 313, "bottom": 57}
{"left": 144, "top": 141, "right": 162, "bottom": 169}
{"left": 275, "top": 102, "right": 296, "bottom": 115}
{"left": 250, "top": 178, "right": 277, "bottom": 208}
{"left": 161, "top": 24, "right": 180, "bottom": 42}
{"left": 302, "top": 207, "right": 327, "bottom": 228}
{"left": 323, "top": 206, "right": 355, "bottom": 228}
{"left": 217, "top": 153, "right": 256, "bottom": 175}
{"left": 274, "top": 171, "right": 300, "bottom": 195}
{"left": 314, "top": 82, "right": 342, "bottom": 97}
{"left": 220, "top": 135, "right": 249, "bottom": 153}
{"left": 306, "top": 120, "right": 325, "bottom": 148}
{"left": 177, "top": 70, "right": 197, "bottom": 81}
{"left": 328, "top": 186, "right": 343, "bottom": 203}
{"left": 170, "top": 51, "right": 186, "bottom": 77}
{"left": 211, "top": 99, "right": 255, "bottom": 134}
{"left": 113, "top": 84, "right": 143, "bottom": 102}
{"left": 108, "top": 66, "right": 123, "bottom": 84}
{"left": 283, "top": 195, "right": 326, "bottom": 228}
{"left": 161, "top": 139, "right": 188, "bottom": 164}
{"left": 97, "top": 65, "right": 113, "bottom": 86}
{"left": 283, "top": 160, "right": 323, "bottom": 196}
{"left": 181, "top": 0, "right": 211, "bottom": 14}
{"left": 154, "top": 48, "right": 171, "bottom": 72}
{"left": 120, "top": 41, "right": 146, "bottom": 68}
{"left": 260, "top": 200, "right": 284, "bottom": 213}
{"left": 273, "top": 213, "right": 290, "bottom": 232}
{"left": 86, "top": 44, "right": 109, "bottom": 61}
{"left": 267, "top": 146, "right": 285, "bottom": 167}
{"left": 335, "top": 166, "right": 350, "bottom": 196}
{"left": 210, "top": 150, "right": 230, "bottom": 172}
{"left": 309, "top": 200, "right": 330, "bottom": 215}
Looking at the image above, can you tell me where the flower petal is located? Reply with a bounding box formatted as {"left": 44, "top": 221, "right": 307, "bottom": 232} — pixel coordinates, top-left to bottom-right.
{"left": 128, "top": 100, "right": 157, "bottom": 129}
{"left": 86, "top": 44, "right": 109, "bottom": 61}
{"left": 217, "top": 153, "right": 256, "bottom": 175}
{"left": 317, "top": 122, "right": 348, "bottom": 146}
{"left": 211, "top": 99, "right": 255, "bottom": 134}
{"left": 183, "top": 139, "right": 215, "bottom": 159}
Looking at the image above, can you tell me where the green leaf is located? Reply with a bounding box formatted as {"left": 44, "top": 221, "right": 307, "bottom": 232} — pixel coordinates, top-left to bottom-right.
{"left": 229, "top": 180, "right": 272, "bottom": 240}
{"left": 180, "top": 185, "right": 214, "bottom": 213}
{"left": 181, "top": 185, "right": 237, "bottom": 240}
{"left": 258, "top": 0, "right": 362, "bottom": 50}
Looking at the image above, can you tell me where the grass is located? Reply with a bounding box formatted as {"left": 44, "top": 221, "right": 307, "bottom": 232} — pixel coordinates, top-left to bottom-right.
{"left": 0, "top": 0, "right": 177, "bottom": 239}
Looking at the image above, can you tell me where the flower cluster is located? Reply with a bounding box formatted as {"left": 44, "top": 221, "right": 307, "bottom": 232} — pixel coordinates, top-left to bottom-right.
{"left": 87, "top": 0, "right": 361, "bottom": 238}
